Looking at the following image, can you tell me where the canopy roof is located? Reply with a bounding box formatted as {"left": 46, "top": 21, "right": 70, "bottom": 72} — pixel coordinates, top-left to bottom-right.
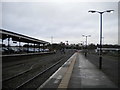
{"left": 0, "top": 29, "right": 49, "bottom": 44}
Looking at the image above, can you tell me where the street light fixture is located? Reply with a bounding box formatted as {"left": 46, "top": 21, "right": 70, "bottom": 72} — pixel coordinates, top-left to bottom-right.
{"left": 88, "top": 10, "right": 114, "bottom": 69}
{"left": 88, "top": 10, "right": 114, "bottom": 13}
{"left": 82, "top": 35, "right": 91, "bottom": 57}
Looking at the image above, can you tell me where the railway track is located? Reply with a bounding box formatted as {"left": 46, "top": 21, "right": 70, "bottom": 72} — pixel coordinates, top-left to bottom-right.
{"left": 3, "top": 62, "right": 37, "bottom": 82}
{"left": 3, "top": 53, "right": 58, "bottom": 81}
{"left": 2, "top": 56, "right": 65, "bottom": 89}
{"left": 15, "top": 58, "right": 63, "bottom": 89}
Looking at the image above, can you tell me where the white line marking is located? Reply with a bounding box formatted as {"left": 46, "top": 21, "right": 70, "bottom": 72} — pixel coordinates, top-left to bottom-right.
{"left": 54, "top": 75, "right": 62, "bottom": 84}
{"left": 37, "top": 53, "right": 76, "bottom": 90}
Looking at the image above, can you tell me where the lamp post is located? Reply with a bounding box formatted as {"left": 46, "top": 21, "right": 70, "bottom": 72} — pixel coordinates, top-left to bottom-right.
{"left": 102, "top": 37, "right": 104, "bottom": 45}
{"left": 51, "top": 36, "right": 53, "bottom": 51}
{"left": 66, "top": 41, "right": 68, "bottom": 45}
{"left": 82, "top": 35, "right": 91, "bottom": 57}
{"left": 51, "top": 36, "right": 53, "bottom": 44}
{"left": 88, "top": 10, "right": 114, "bottom": 69}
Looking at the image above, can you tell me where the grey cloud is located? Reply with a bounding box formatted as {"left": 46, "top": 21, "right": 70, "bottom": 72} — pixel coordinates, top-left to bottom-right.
{"left": 2, "top": 2, "right": 118, "bottom": 44}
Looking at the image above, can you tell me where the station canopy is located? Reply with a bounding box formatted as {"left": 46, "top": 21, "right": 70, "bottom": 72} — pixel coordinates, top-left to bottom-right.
{"left": 0, "top": 29, "right": 49, "bottom": 44}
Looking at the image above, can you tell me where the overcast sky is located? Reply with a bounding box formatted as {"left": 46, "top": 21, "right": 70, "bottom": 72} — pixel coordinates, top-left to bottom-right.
{"left": 1, "top": 1, "right": 118, "bottom": 45}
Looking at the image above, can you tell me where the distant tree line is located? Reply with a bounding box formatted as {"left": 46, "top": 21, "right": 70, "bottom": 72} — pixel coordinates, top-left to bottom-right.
{"left": 97, "top": 44, "right": 120, "bottom": 48}
{"left": 1, "top": 43, "right": 120, "bottom": 50}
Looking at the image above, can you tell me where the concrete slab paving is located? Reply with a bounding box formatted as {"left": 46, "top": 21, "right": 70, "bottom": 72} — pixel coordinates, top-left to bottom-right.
{"left": 68, "top": 52, "right": 117, "bottom": 88}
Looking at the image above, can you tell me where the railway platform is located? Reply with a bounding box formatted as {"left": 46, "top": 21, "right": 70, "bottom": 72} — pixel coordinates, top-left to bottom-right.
{"left": 37, "top": 52, "right": 117, "bottom": 89}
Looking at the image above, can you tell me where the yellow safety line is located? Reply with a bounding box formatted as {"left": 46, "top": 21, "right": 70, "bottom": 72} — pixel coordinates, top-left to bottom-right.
{"left": 57, "top": 53, "right": 77, "bottom": 89}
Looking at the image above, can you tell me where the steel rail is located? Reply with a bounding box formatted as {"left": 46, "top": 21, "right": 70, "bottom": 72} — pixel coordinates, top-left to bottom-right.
{"left": 15, "top": 57, "right": 64, "bottom": 89}
{"left": 3, "top": 63, "right": 36, "bottom": 82}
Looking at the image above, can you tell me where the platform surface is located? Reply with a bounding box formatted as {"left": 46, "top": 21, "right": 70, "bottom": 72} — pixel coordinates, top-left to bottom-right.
{"left": 37, "top": 52, "right": 117, "bottom": 89}
{"left": 68, "top": 53, "right": 117, "bottom": 88}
